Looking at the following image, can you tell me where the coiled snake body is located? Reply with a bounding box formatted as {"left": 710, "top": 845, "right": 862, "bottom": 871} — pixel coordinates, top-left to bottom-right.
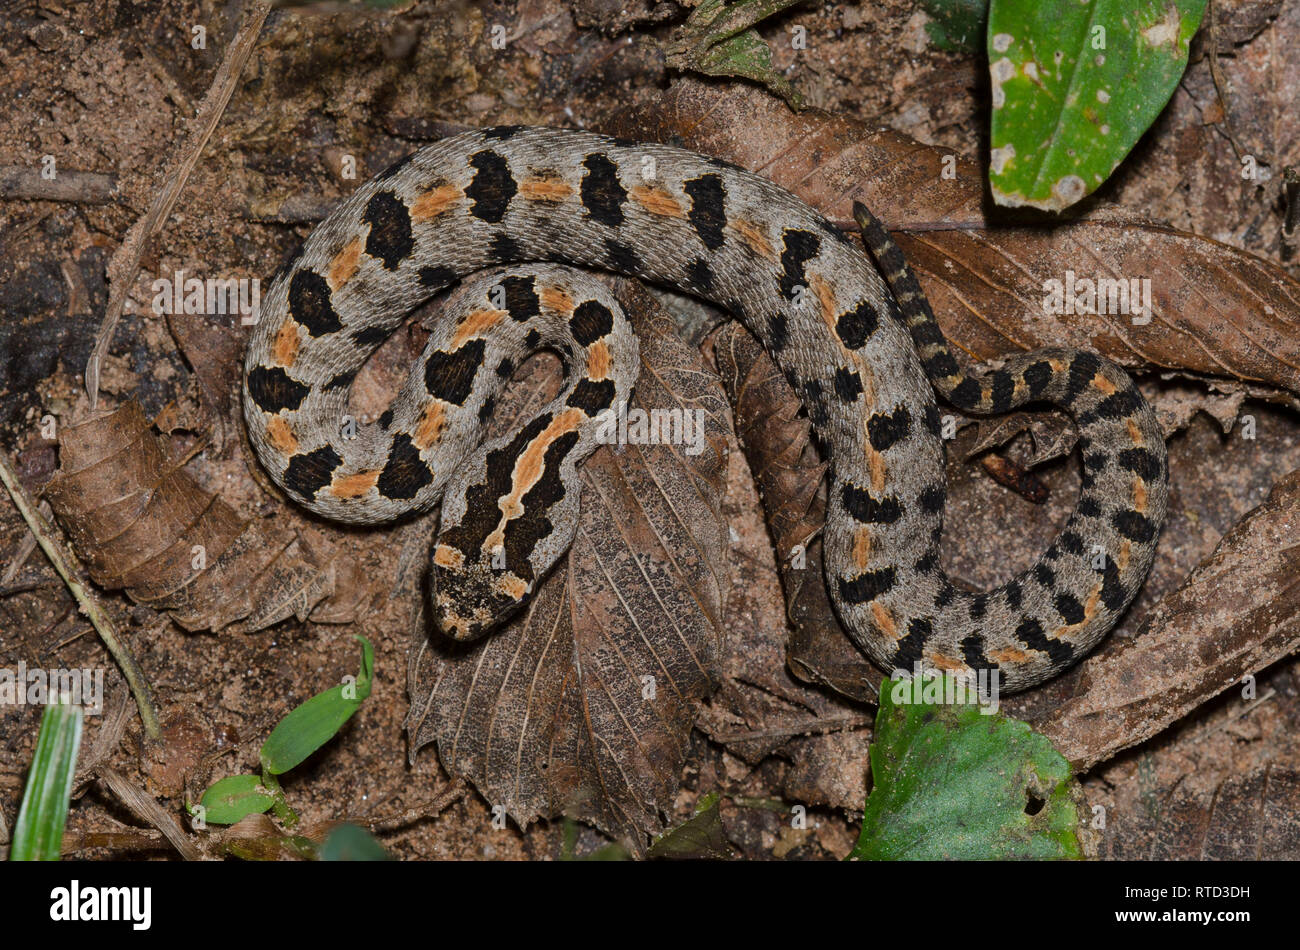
{"left": 243, "top": 126, "right": 1168, "bottom": 692}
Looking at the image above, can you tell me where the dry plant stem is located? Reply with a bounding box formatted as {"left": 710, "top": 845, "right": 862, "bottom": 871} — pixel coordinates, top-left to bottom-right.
{"left": 714, "top": 715, "right": 872, "bottom": 743}
{"left": 362, "top": 781, "right": 468, "bottom": 834}
{"left": 99, "top": 768, "right": 201, "bottom": 861}
{"left": 1284, "top": 167, "right": 1298, "bottom": 250}
{"left": 85, "top": 0, "right": 272, "bottom": 408}
{"left": 0, "top": 451, "right": 161, "bottom": 739}
{"left": 0, "top": 166, "right": 118, "bottom": 203}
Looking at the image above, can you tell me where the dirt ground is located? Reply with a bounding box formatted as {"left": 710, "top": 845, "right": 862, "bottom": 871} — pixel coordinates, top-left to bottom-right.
{"left": 1, "top": 0, "right": 1298, "bottom": 860}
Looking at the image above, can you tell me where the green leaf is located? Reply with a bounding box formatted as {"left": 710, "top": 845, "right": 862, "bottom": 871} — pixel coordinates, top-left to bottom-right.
{"left": 664, "top": 0, "right": 810, "bottom": 109}
{"left": 648, "top": 792, "right": 734, "bottom": 860}
{"left": 260, "top": 635, "right": 373, "bottom": 775}
{"left": 316, "top": 823, "right": 391, "bottom": 861}
{"left": 11, "top": 700, "right": 83, "bottom": 861}
{"left": 920, "top": 0, "right": 989, "bottom": 53}
{"left": 196, "top": 774, "right": 276, "bottom": 826}
{"left": 850, "top": 675, "right": 1085, "bottom": 860}
{"left": 987, "top": 0, "right": 1207, "bottom": 211}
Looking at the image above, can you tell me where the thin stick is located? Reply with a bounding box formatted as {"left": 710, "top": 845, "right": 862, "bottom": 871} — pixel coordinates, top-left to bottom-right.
{"left": 0, "top": 451, "right": 161, "bottom": 739}
{"left": 714, "top": 714, "right": 872, "bottom": 743}
{"left": 85, "top": 1, "right": 273, "bottom": 408}
{"left": 0, "top": 166, "right": 119, "bottom": 203}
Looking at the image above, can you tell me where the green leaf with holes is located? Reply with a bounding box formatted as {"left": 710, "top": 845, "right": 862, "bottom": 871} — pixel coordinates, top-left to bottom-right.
{"left": 850, "top": 675, "right": 1085, "bottom": 860}
{"left": 987, "top": 0, "right": 1206, "bottom": 211}
{"left": 260, "top": 635, "right": 373, "bottom": 775}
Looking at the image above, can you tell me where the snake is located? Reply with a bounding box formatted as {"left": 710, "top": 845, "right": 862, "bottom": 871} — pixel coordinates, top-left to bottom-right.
{"left": 242, "top": 125, "right": 1169, "bottom": 692}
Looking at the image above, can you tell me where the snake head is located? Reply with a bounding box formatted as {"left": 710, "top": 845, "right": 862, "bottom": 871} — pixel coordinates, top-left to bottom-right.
{"left": 430, "top": 542, "right": 532, "bottom": 641}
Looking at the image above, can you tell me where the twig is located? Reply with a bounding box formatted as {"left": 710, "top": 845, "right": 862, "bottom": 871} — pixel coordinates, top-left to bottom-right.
{"left": 99, "top": 768, "right": 202, "bottom": 861}
{"left": 0, "top": 450, "right": 161, "bottom": 739}
{"left": 361, "top": 781, "right": 468, "bottom": 834}
{"left": 62, "top": 831, "right": 168, "bottom": 854}
{"left": 0, "top": 166, "right": 119, "bottom": 203}
{"left": 85, "top": 0, "right": 273, "bottom": 408}
{"left": 2, "top": 498, "right": 51, "bottom": 584}
{"left": 714, "top": 714, "right": 872, "bottom": 743}
{"left": 1283, "top": 166, "right": 1298, "bottom": 261}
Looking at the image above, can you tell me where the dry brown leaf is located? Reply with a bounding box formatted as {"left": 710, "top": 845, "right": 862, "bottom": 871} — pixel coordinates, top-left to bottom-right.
{"left": 605, "top": 79, "right": 1300, "bottom": 398}
{"left": 1036, "top": 468, "right": 1300, "bottom": 770}
{"left": 42, "top": 401, "right": 336, "bottom": 633}
{"left": 967, "top": 411, "right": 1077, "bottom": 467}
{"left": 406, "top": 283, "right": 731, "bottom": 850}
{"left": 1106, "top": 762, "right": 1300, "bottom": 860}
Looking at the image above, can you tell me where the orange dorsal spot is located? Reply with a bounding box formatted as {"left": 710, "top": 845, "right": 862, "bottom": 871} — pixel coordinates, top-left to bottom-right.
{"left": 852, "top": 352, "right": 878, "bottom": 406}
{"left": 271, "top": 320, "right": 300, "bottom": 368}
{"left": 497, "top": 573, "right": 529, "bottom": 601}
{"left": 539, "top": 284, "right": 575, "bottom": 316}
{"left": 519, "top": 177, "right": 573, "bottom": 201}
{"left": 413, "top": 400, "right": 448, "bottom": 451}
{"left": 329, "top": 469, "right": 380, "bottom": 499}
{"left": 868, "top": 448, "right": 887, "bottom": 494}
{"left": 990, "top": 646, "right": 1030, "bottom": 664}
{"left": 1133, "top": 477, "right": 1147, "bottom": 513}
{"left": 451, "top": 308, "right": 506, "bottom": 349}
{"left": 727, "top": 217, "right": 774, "bottom": 261}
{"left": 1049, "top": 358, "right": 1066, "bottom": 373}
{"left": 630, "top": 185, "right": 684, "bottom": 217}
{"left": 1118, "top": 540, "right": 1132, "bottom": 571}
{"left": 1091, "top": 372, "right": 1117, "bottom": 395}
{"left": 1084, "top": 584, "right": 1101, "bottom": 621}
{"left": 586, "top": 340, "right": 612, "bottom": 381}
{"left": 1126, "top": 418, "right": 1144, "bottom": 445}
{"left": 808, "top": 274, "right": 839, "bottom": 339}
{"left": 852, "top": 525, "right": 873, "bottom": 570}
{"left": 434, "top": 543, "right": 465, "bottom": 570}
{"left": 410, "top": 184, "right": 463, "bottom": 221}
{"left": 328, "top": 236, "right": 363, "bottom": 291}
{"left": 929, "top": 653, "right": 965, "bottom": 673}
{"left": 870, "top": 601, "right": 899, "bottom": 641}
{"left": 265, "top": 415, "right": 299, "bottom": 455}
{"left": 484, "top": 408, "right": 586, "bottom": 552}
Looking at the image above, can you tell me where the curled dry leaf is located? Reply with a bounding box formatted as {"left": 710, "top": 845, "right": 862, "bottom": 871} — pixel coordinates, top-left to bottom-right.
{"left": 1036, "top": 468, "right": 1300, "bottom": 770}
{"left": 407, "top": 283, "right": 731, "bottom": 850}
{"left": 605, "top": 79, "right": 1300, "bottom": 400}
{"left": 43, "top": 401, "right": 336, "bottom": 633}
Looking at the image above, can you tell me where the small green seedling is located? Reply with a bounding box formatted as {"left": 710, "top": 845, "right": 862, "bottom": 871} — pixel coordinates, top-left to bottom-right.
{"left": 192, "top": 635, "right": 373, "bottom": 831}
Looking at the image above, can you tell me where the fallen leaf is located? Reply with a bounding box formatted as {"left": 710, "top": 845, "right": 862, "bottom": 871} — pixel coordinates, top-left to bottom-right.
{"left": 407, "top": 282, "right": 731, "bottom": 851}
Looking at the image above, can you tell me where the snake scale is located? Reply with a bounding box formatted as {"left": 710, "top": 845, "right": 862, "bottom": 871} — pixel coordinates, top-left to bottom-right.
{"left": 243, "top": 126, "right": 1169, "bottom": 692}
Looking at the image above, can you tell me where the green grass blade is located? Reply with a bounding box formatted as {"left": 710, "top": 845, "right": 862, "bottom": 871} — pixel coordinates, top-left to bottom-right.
{"left": 988, "top": 0, "right": 1206, "bottom": 211}
{"left": 850, "top": 675, "right": 1085, "bottom": 860}
{"left": 260, "top": 635, "right": 373, "bottom": 775}
{"left": 11, "top": 700, "right": 83, "bottom": 861}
